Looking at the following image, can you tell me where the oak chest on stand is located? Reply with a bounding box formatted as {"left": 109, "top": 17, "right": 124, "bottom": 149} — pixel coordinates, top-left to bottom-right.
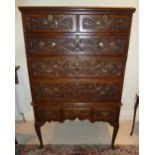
{"left": 19, "top": 7, "right": 135, "bottom": 148}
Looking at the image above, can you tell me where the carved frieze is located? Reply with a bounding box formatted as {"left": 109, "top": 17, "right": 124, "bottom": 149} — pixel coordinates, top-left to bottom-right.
{"left": 30, "top": 57, "right": 123, "bottom": 78}
{"left": 80, "top": 15, "right": 130, "bottom": 31}
{"left": 28, "top": 35, "right": 127, "bottom": 55}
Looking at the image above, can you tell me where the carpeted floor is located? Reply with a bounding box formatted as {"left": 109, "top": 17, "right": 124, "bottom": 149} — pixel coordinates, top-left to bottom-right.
{"left": 15, "top": 145, "right": 139, "bottom": 155}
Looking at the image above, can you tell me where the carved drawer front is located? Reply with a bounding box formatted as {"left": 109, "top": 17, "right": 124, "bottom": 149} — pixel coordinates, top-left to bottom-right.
{"left": 24, "top": 14, "right": 76, "bottom": 32}
{"left": 35, "top": 108, "right": 61, "bottom": 121}
{"left": 29, "top": 57, "right": 124, "bottom": 78}
{"left": 80, "top": 15, "right": 131, "bottom": 32}
{"left": 32, "top": 79, "right": 122, "bottom": 103}
{"left": 93, "top": 108, "right": 117, "bottom": 121}
{"left": 63, "top": 108, "right": 91, "bottom": 120}
{"left": 27, "top": 34, "right": 127, "bottom": 56}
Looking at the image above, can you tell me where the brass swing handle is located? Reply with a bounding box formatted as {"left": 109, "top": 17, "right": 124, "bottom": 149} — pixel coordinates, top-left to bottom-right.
{"left": 101, "top": 111, "right": 110, "bottom": 117}
{"left": 47, "top": 15, "right": 59, "bottom": 25}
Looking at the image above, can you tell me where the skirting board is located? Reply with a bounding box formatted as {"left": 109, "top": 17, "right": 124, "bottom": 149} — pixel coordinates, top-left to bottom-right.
{"left": 15, "top": 110, "right": 139, "bottom": 121}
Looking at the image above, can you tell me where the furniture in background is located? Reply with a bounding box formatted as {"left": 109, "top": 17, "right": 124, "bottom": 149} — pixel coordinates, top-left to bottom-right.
{"left": 19, "top": 7, "right": 135, "bottom": 148}
{"left": 15, "top": 65, "right": 20, "bottom": 145}
{"left": 15, "top": 65, "right": 20, "bottom": 84}
{"left": 130, "top": 93, "right": 139, "bottom": 135}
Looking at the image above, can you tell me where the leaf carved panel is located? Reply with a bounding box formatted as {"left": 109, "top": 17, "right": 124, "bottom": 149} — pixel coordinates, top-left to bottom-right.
{"left": 25, "top": 14, "right": 76, "bottom": 32}
{"left": 30, "top": 57, "right": 123, "bottom": 78}
{"left": 27, "top": 35, "right": 127, "bottom": 55}
{"left": 80, "top": 15, "right": 131, "bottom": 32}
{"left": 32, "top": 80, "right": 121, "bottom": 103}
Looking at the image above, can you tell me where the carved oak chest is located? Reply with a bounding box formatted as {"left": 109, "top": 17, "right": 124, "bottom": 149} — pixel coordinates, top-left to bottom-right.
{"left": 19, "top": 7, "right": 135, "bottom": 148}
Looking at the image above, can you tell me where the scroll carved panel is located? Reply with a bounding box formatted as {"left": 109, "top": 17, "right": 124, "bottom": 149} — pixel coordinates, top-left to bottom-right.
{"left": 27, "top": 35, "right": 127, "bottom": 55}
{"left": 25, "top": 14, "right": 76, "bottom": 32}
{"left": 32, "top": 80, "right": 121, "bottom": 103}
{"left": 30, "top": 57, "right": 123, "bottom": 78}
{"left": 80, "top": 15, "right": 131, "bottom": 32}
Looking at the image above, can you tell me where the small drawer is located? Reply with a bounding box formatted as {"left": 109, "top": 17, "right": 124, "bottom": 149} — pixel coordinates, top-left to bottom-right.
{"left": 80, "top": 14, "right": 131, "bottom": 32}
{"left": 63, "top": 108, "right": 91, "bottom": 119}
{"left": 93, "top": 108, "right": 117, "bottom": 121}
{"left": 24, "top": 14, "right": 76, "bottom": 32}
{"left": 35, "top": 108, "right": 61, "bottom": 121}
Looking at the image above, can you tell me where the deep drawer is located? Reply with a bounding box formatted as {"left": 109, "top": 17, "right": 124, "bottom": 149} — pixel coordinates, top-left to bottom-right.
{"left": 26, "top": 34, "right": 128, "bottom": 56}
{"left": 23, "top": 14, "right": 76, "bottom": 32}
{"left": 31, "top": 79, "right": 122, "bottom": 103}
{"left": 79, "top": 14, "right": 131, "bottom": 32}
{"left": 29, "top": 56, "right": 125, "bottom": 79}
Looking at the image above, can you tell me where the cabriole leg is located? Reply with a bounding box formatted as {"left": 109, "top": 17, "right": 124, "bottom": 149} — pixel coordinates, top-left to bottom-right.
{"left": 111, "top": 123, "right": 119, "bottom": 148}
{"left": 34, "top": 122, "right": 43, "bottom": 149}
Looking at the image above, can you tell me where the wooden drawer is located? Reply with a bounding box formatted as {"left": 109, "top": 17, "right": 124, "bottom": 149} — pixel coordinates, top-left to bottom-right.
{"left": 79, "top": 14, "right": 131, "bottom": 32}
{"left": 34, "top": 107, "right": 61, "bottom": 122}
{"left": 27, "top": 34, "right": 128, "bottom": 56}
{"left": 23, "top": 14, "right": 76, "bottom": 32}
{"left": 29, "top": 56, "right": 125, "bottom": 79}
{"left": 93, "top": 108, "right": 117, "bottom": 122}
{"left": 63, "top": 108, "right": 91, "bottom": 120}
{"left": 31, "top": 79, "right": 122, "bottom": 104}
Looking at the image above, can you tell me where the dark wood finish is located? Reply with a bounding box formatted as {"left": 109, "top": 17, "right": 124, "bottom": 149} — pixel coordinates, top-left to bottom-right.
{"left": 130, "top": 94, "right": 139, "bottom": 135}
{"left": 111, "top": 122, "right": 119, "bottom": 148}
{"left": 15, "top": 139, "right": 18, "bottom": 144}
{"left": 19, "top": 7, "right": 135, "bottom": 148}
{"left": 15, "top": 65, "right": 20, "bottom": 84}
{"left": 29, "top": 56, "right": 125, "bottom": 79}
{"left": 79, "top": 15, "right": 131, "bottom": 32}
{"left": 27, "top": 34, "right": 128, "bottom": 56}
{"left": 15, "top": 65, "right": 20, "bottom": 145}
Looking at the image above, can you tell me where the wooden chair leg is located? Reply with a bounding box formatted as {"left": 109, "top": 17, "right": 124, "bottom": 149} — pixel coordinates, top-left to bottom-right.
{"left": 130, "top": 95, "right": 139, "bottom": 135}
{"left": 15, "top": 139, "right": 18, "bottom": 144}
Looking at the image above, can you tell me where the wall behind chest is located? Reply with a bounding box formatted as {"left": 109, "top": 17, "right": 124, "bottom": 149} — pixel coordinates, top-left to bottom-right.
{"left": 15, "top": 0, "right": 139, "bottom": 120}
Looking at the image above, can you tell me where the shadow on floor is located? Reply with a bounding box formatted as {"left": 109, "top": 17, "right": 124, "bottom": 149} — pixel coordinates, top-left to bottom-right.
{"left": 15, "top": 133, "right": 37, "bottom": 144}
{"left": 133, "top": 121, "right": 139, "bottom": 135}
{"left": 51, "top": 120, "right": 111, "bottom": 144}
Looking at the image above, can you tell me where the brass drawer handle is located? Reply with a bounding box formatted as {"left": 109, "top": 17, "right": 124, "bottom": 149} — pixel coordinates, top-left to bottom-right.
{"left": 47, "top": 15, "right": 54, "bottom": 21}
{"left": 75, "top": 35, "right": 80, "bottom": 44}
{"left": 101, "top": 111, "right": 109, "bottom": 117}
{"left": 75, "top": 56, "right": 80, "bottom": 66}
{"left": 53, "top": 87, "right": 59, "bottom": 92}
{"left": 96, "top": 21, "right": 101, "bottom": 25}
{"left": 51, "top": 42, "right": 56, "bottom": 47}
{"left": 100, "top": 90, "right": 106, "bottom": 95}
{"left": 102, "top": 15, "right": 108, "bottom": 21}
{"left": 39, "top": 41, "right": 45, "bottom": 47}
{"left": 99, "top": 42, "right": 104, "bottom": 48}
{"left": 55, "top": 20, "right": 59, "bottom": 26}
{"left": 75, "top": 80, "right": 80, "bottom": 86}
{"left": 45, "top": 111, "right": 58, "bottom": 117}
{"left": 53, "top": 64, "right": 58, "bottom": 68}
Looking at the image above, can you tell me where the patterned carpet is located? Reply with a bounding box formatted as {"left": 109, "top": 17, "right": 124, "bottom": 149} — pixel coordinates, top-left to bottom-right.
{"left": 15, "top": 145, "right": 139, "bottom": 155}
